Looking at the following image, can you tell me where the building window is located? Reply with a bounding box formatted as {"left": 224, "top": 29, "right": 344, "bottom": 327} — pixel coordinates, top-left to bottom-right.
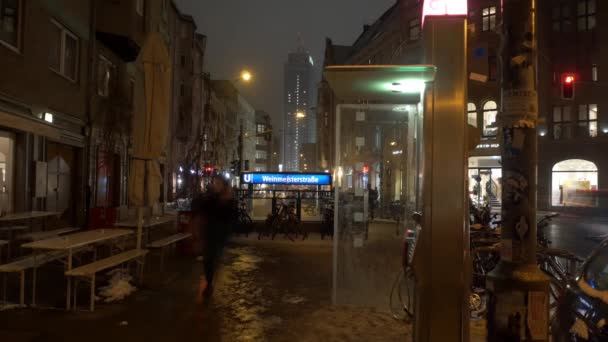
{"left": 409, "top": 18, "right": 420, "bottom": 41}
{"left": 577, "top": 0, "right": 596, "bottom": 31}
{"left": 482, "top": 7, "right": 497, "bottom": 32}
{"left": 180, "top": 55, "right": 185, "bottom": 67}
{"left": 482, "top": 101, "right": 498, "bottom": 137}
{"left": 553, "top": 106, "right": 572, "bottom": 139}
{"left": 0, "top": 0, "right": 20, "bottom": 51}
{"left": 488, "top": 56, "right": 498, "bottom": 81}
{"left": 97, "top": 55, "right": 115, "bottom": 97}
{"left": 255, "top": 151, "right": 267, "bottom": 160}
{"left": 552, "top": 159, "right": 598, "bottom": 207}
{"left": 136, "top": 0, "right": 144, "bottom": 16}
{"left": 552, "top": 4, "right": 572, "bottom": 32}
{"left": 181, "top": 25, "right": 188, "bottom": 39}
{"left": 578, "top": 104, "right": 598, "bottom": 137}
{"left": 256, "top": 124, "right": 265, "bottom": 133}
{"left": 592, "top": 64, "right": 598, "bottom": 81}
{"left": 255, "top": 137, "right": 267, "bottom": 146}
{"left": 180, "top": 84, "right": 185, "bottom": 96}
{"left": 49, "top": 20, "right": 79, "bottom": 82}
{"left": 467, "top": 103, "right": 478, "bottom": 127}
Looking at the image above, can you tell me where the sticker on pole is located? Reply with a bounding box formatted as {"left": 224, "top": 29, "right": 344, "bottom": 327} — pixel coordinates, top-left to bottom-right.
{"left": 528, "top": 292, "right": 548, "bottom": 339}
{"left": 502, "top": 89, "right": 538, "bottom": 127}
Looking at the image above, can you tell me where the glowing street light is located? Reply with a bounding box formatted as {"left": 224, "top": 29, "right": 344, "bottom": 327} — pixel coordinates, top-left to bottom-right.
{"left": 241, "top": 70, "right": 252, "bottom": 82}
{"left": 295, "top": 111, "right": 306, "bottom": 118}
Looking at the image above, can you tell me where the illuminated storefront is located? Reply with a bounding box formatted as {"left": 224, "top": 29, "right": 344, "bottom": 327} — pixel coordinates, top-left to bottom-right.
{"left": 552, "top": 159, "right": 599, "bottom": 207}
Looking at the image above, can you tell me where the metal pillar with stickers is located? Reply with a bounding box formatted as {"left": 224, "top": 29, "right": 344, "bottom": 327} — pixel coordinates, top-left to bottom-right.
{"left": 486, "top": 0, "right": 550, "bottom": 341}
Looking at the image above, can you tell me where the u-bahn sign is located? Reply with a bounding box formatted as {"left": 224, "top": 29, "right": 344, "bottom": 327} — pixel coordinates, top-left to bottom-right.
{"left": 240, "top": 172, "right": 332, "bottom": 186}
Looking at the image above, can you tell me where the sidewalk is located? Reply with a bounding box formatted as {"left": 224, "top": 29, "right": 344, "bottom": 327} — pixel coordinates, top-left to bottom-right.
{"left": 0, "top": 237, "right": 409, "bottom": 342}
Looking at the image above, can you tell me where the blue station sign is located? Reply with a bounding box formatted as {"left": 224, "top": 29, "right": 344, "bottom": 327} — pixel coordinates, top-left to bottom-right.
{"left": 240, "top": 172, "right": 332, "bottom": 186}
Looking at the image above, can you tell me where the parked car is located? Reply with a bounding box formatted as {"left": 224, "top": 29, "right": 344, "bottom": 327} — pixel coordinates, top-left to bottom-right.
{"left": 552, "top": 240, "right": 608, "bottom": 341}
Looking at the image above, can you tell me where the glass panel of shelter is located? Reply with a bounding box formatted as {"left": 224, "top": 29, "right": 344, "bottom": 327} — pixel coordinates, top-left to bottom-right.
{"left": 334, "top": 103, "right": 420, "bottom": 308}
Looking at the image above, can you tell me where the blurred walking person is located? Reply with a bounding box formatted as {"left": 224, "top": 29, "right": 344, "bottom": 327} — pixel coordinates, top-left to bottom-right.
{"left": 193, "top": 175, "right": 235, "bottom": 300}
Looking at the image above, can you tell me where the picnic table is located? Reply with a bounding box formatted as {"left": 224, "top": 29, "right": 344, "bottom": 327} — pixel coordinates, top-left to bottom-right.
{"left": 20, "top": 227, "right": 80, "bottom": 242}
{"left": 0, "top": 211, "right": 59, "bottom": 222}
{"left": 115, "top": 216, "right": 175, "bottom": 228}
{"left": 22, "top": 229, "right": 133, "bottom": 309}
{"left": 116, "top": 216, "right": 176, "bottom": 245}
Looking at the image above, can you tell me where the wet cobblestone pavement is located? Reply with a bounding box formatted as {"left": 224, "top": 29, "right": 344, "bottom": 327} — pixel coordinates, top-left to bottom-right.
{"left": 0, "top": 237, "right": 409, "bottom": 342}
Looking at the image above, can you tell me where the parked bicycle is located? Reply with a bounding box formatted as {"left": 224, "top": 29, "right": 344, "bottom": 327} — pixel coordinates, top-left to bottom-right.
{"left": 261, "top": 201, "right": 306, "bottom": 241}
{"left": 235, "top": 199, "right": 253, "bottom": 237}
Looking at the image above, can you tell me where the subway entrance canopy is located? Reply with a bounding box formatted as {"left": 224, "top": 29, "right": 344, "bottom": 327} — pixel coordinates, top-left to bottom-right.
{"left": 323, "top": 65, "right": 436, "bottom": 103}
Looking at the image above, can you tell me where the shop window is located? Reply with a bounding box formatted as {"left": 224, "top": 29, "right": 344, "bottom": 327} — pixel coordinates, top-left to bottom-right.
{"left": 49, "top": 19, "right": 79, "bottom": 82}
{"left": 0, "top": 0, "right": 20, "bottom": 51}
{"left": 467, "top": 103, "right": 478, "bottom": 127}
{"left": 482, "top": 101, "right": 498, "bottom": 137}
{"left": 552, "top": 4, "right": 572, "bottom": 32}
{"left": 482, "top": 6, "right": 497, "bottom": 32}
{"left": 552, "top": 159, "right": 598, "bottom": 207}
{"left": 553, "top": 106, "right": 572, "bottom": 139}
{"left": 577, "top": 0, "right": 596, "bottom": 31}
{"left": 578, "top": 104, "right": 598, "bottom": 137}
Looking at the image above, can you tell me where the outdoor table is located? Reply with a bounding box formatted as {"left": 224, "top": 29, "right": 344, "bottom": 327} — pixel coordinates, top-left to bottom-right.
{"left": 0, "top": 211, "right": 60, "bottom": 232}
{"left": 20, "top": 227, "right": 80, "bottom": 242}
{"left": 22, "top": 229, "right": 133, "bottom": 309}
{"left": 116, "top": 216, "right": 176, "bottom": 244}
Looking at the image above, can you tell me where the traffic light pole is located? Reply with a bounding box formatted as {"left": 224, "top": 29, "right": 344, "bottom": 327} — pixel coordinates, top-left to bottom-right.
{"left": 486, "top": 0, "right": 550, "bottom": 340}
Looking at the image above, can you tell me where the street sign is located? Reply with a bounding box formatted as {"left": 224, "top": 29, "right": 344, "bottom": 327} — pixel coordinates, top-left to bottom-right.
{"left": 240, "top": 172, "right": 332, "bottom": 186}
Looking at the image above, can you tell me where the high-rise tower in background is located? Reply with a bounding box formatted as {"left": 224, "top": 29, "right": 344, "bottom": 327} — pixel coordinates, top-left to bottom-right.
{"left": 282, "top": 40, "right": 315, "bottom": 171}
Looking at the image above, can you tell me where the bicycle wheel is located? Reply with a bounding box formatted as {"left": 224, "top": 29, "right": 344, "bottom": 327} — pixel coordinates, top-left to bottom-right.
{"left": 389, "top": 269, "right": 414, "bottom": 321}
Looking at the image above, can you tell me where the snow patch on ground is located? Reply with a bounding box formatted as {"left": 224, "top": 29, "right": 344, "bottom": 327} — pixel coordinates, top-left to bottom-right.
{"left": 97, "top": 269, "right": 137, "bottom": 303}
{"left": 282, "top": 294, "right": 306, "bottom": 304}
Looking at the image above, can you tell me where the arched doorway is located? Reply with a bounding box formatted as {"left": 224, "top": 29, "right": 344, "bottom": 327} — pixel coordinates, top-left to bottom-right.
{"left": 552, "top": 159, "right": 599, "bottom": 207}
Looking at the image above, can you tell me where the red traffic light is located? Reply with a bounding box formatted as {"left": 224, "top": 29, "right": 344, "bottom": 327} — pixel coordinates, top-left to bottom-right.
{"left": 362, "top": 165, "right": 370, "bottom": 174}
{"left": 561, "top": 73, "right": 575, "bottom": 100}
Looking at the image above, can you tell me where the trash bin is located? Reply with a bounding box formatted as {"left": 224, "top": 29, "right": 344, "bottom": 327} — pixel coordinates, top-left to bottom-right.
{"left": 177, "top": 210, "right": 202, "bottom": 256}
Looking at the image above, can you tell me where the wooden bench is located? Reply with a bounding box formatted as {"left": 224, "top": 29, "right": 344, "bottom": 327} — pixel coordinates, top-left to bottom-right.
{"left": 20, "top": 227, "right": 80, "bottom": 242}
{"left": 65, "top": 249, "right": 148, "bottom": 311}
{"left": 0, "top": 250, "right": 67, "bottom": 306}
{"left": 147, "top": 233, "right": 192, "bottom": 271}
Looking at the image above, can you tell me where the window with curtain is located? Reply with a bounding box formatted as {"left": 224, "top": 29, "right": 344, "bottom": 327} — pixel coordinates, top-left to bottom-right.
{"left": 578, "top": 104, "right": 598, "bottom": 137}
{"left": 0, "top": 0, "right": 20, "bottom": 50}
{"left": 577, "top": 0, "right": 596, "bottom": 31}
{"left": 482, "top": 7, "right": 497, "bottom": 31}
{"left": 482, "top": 101, "right": 498, "bottom": 137}
{"left": 553, "top": 106, "right": 572, "bottom": 139}
{"left": 468, "top": 103, "right": 478, "bottom": 127}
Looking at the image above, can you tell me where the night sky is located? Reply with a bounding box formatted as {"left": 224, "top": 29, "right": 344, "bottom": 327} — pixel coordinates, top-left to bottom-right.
{"left": 174, "top": 0, "right": 396, "bottom": 126}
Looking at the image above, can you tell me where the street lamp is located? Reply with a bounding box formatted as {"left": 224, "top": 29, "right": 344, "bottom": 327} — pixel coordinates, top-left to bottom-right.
{"left": 295, "top": 111, "right": 306, "bottom": 118}
{"left": 240, "top": 70, "right": 252, "bottom": 83}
